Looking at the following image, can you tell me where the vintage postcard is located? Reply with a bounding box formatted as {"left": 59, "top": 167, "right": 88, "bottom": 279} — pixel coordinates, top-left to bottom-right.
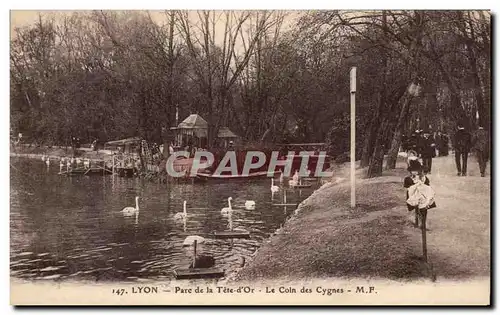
{"left": 9, "top": 9, "right": 491, "bottom": 305}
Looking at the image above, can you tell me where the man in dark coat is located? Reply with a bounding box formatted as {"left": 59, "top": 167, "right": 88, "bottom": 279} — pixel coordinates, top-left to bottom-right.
{"left": 435, "top": 131, "right": 442, "bottom": 155}
{"left": 439, "top": 132, "right": 450, "bottom": 156}
{"left": 408, "top": 130, "right": 421, "bottom": 154}
{"left": 401, "top": 134, "right": 409, "bottom": 152}
{"left": 453, "top": 124, "right": 472, "bottom": 176}
{"left": 418, "top": 129, "right": 436, "bottom": 173}
{"left": 472, "top": 126, "right": 489, "bottom": 177}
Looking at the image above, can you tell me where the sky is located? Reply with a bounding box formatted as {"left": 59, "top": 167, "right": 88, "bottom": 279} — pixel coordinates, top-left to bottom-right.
{"left": 10, "top": 10, "right": 300, "bottom": 42}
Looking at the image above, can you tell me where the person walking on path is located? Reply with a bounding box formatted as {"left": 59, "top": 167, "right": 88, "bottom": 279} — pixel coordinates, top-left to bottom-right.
{"left": 453, "top": 124, "right": 472, "bottom": 176}
{"left": 472, "top": 126, "right": 489, "bottom": 177}
{"left": 418, "top": 129, "right": 436, "bottom": 174}
{"left": 408, "top": 130, "right": 421, "bottom": 154}
{"left": 439, "top": 132, "right": 450, "bottom": 156}
{"left": 404, "top": 160, "right": 436, "bottom": 227}
{"left": 401, "top": 134, "right": 409, "bottom": 152}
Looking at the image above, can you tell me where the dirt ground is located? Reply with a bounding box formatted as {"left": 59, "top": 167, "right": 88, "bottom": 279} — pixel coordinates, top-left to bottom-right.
{"left": 235, "top": 154, "right": 490, "bottom": 282}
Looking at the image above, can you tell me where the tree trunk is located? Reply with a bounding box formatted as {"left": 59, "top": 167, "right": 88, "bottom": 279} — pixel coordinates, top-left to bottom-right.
{"left": 385, "top": 96, "right": 412, "bottom": 169}
{"left": 363, "top": 10, "right": 388, "bottom": 170}
{"left": 385, "top": 130, "right": 403, "bottom": 170}
{"left": 361, "top": 11, "right": 389, "bottom": 177}
{"left": 367, "top": 118, "right": 389, "bottom": 178}
{"left": 431, "top": 51, "right": 467, "bottom": 127}
{"left": 360, "top": 111, "right": 379, "bottom": 167}
{"left": 419, "top": 82, "right": 438, "bottom": 131}
{"left": 462, "top": 11, "right": 489, "bottom": 129}
{"left": 468, "top": 52, "right": 487, "bottom": 129}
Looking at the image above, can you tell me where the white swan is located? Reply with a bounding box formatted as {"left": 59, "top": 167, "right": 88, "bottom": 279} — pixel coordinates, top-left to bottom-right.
{"left": 221, "top": 197, "right": 233, "bottom": 215}
{"left": 174, "top": 201, "right": 188, "bottom": 220}
{"left": 182, "top": 215, "right": 187, "bottom": 232}
{"left": 245, "top": 200, "right": 256, "bottom": 210}
{"left": 271, "top": 178, "right": 279, "bottom": 193}
{"left": 122, "top": 196, "right": 139, "bottom": 215}
{"left": 183, "top": 235, "right": 205, "bottom": 246}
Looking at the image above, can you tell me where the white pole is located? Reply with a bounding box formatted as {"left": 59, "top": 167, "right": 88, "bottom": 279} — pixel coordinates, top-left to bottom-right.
{"left": 350, "top": 67, "right": 357, "bottom": 208}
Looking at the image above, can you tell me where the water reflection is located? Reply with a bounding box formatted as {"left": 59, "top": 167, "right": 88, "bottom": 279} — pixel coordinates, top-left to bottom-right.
{"left": 10, "top": 157, "right": 317, "bottom": 282}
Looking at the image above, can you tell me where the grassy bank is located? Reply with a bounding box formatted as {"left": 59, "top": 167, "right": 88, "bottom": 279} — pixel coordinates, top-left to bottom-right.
{"left": 235, "top": 155, "right": 490, "bottom": 282}
{"left": 235, "top": 168, "right": 432, "bottom": 281}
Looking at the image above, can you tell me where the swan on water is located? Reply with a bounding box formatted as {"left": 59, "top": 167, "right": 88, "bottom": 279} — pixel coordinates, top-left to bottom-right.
{"left": 245, "top": 200, "right": 256, "bottom": 210}
{"left": 271, "top": 178, "right": 279, "bottom": 193}
{"left": 288, "top": 171, "right": 299, "bottom": 187}
{"left": 221, "top": 197, "right": 233, "bottom": 215}
{"left": 182, "top": 235, "right": 205, "bottom": 246}
{"left": 174, "top": 201, "right": 188, "bottom": 220}
{"left": 122, "top": 196, "right": 140, "bottom": 215}
{"left": 182, "top": 215, "right": 187, "bottom": 232}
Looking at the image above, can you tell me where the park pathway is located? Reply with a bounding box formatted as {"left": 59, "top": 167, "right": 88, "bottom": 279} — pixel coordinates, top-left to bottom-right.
{"left": 406, "top": 153, "right": 490, "bottom": 279}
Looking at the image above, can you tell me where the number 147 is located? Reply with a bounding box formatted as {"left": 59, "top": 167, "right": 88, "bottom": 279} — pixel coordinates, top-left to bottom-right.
{"left": 112, "top": 288, "right": 126, "bottom": 295}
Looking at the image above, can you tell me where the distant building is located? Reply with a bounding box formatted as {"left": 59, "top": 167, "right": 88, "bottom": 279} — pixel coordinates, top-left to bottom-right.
{"left": 170, "top": 114, "right": 240, "bottom": 149}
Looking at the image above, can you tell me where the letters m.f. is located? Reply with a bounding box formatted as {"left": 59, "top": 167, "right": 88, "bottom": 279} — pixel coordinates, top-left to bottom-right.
{"left": 355, "top": 286, "right": 375, "bottom": 294}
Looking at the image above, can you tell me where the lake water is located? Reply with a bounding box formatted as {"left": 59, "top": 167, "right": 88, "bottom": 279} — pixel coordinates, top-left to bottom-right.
{"left": 10, "top": 157, "right": 318, "bottom": 282}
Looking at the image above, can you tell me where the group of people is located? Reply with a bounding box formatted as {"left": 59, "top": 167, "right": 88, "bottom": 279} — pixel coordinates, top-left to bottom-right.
{"left": 402, "top": 129, "right": 439, "bottom": 173}
{"left": 453, "top": 124, "right": 490, "bottom": 177}
{"left": 402, "top": 123, "right": 490, "bottom": 177}
{"left": 401, "top": 122, "right": 489, "bottom": 230}
{"left": 403, "top": 130, "right": 450, "bottom": 158}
